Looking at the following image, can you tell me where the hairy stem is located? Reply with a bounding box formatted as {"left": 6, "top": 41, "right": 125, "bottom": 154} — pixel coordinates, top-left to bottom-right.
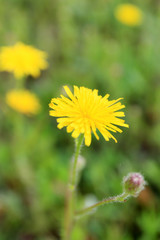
{"left": 63, "top": 134, "right": 84, "bottom": 240}
{"left": 75, "top": 192, "right": 129, "bottom": 218}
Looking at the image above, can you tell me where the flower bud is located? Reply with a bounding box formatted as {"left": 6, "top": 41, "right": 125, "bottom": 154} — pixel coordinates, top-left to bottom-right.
{"left": 123, "top": 172, "right": 146, "bottom": 197}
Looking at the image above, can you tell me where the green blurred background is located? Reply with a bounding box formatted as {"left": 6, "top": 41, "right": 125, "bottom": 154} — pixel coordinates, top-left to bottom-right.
{"left": 0, "top": 0, "right": 160, "bottom": 239}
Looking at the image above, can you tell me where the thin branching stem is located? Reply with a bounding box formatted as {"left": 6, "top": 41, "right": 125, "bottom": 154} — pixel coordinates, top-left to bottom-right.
{"left": 75, "top": 192, "right": 129, "bottom": 218}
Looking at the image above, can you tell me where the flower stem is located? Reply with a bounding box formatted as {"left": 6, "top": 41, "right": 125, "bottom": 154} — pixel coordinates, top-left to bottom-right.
{"left": 70, "top": 134, "right": 84, "bottom": 190}
{"left": 63, "top": 134, "right": 84, "bottom": 240}
{"left": 15, "top": 76, "right": 26, "bottom": 89}
{"left": 75, "top": 192, "right": 129, "bottom": 218}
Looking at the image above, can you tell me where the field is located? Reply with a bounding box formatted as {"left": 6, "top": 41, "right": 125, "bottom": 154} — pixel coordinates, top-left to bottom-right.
{"left": 0, "top": 0, "right": 160, "bottom": 240}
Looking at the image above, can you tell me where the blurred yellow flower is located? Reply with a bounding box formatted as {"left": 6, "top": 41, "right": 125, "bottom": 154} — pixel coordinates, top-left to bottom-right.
{"left": 114, "top": 4, "right": 143, "bottom": 26}
{"left": 49, "top": 86, "right": 129, "bottom": 146}
{"left": 0, "top": 42, "right": 48, "bottom": 79}
{"left": 6, "top": 89, "right": 41, "bottom": 115}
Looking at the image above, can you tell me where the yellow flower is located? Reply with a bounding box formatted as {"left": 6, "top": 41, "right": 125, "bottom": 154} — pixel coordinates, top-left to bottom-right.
{"left": 49, "top": 86, "right": 129, "bottom": 146}
{"left": 6, "top": 89, "right": 41, "bottom": 115}
{"left": 114, "top": 4, "right": 143, "bottom": 26}
{"left": 0, "top": 42, "right": 48, "bottom": 79}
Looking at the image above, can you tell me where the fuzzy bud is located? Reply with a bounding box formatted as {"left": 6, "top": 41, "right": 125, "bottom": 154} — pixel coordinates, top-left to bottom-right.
{"left": 123, "top": 172, "right": 146, "bottom": 197}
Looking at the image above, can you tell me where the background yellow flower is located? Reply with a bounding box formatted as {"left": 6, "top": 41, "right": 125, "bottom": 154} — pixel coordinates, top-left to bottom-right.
{"left": 0, "top": 42, "right": 48, "bottom": 79}
{"left": 6, "top": 89, "right": 41, "bottom": 115}
{"left": 114, "top": 4, "right": 143, "bottom": 26}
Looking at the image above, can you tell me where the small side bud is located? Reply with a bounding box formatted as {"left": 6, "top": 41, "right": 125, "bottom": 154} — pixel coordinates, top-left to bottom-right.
{"left": 123, "top": 172, "right": 146, "bottom": 197}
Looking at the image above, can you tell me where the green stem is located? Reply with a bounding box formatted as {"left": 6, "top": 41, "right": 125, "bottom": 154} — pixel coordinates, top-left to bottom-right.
{"left": 70, "top": 134, "right": 84, "bottom": 190}
{"left": 63, "top": 134, "right": 84, "bottom": 240}
{"left": 15, "top": 76, "right": 26, "bottom": 89}
{"left": 75, "top": 192, "right": 129, "bottom": 218}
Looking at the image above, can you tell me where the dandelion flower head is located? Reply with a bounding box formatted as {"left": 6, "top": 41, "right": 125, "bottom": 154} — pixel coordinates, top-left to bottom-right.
{"left": 6, "top": 89, "right": 41, "bottom": 115}
{"left": 114, "top": 4, "right": 143, "bottom": 26}
{"left": 0, "top": 42, "right": 48, "bottom": 79}
{"left": 49, "top": 86, "right": 129, "bottom": 146}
